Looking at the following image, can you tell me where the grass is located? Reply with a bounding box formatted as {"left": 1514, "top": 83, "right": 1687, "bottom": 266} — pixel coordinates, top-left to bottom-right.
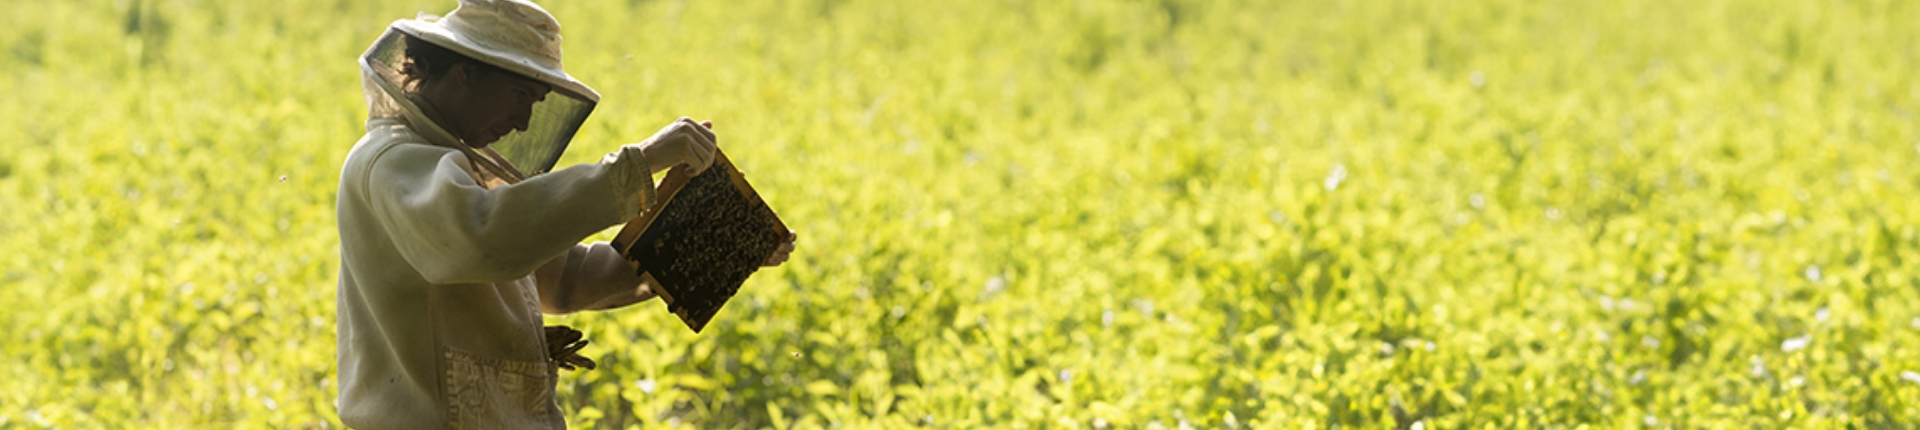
{"left": 3, "top": 0, "right": 1920, "bottom": 427}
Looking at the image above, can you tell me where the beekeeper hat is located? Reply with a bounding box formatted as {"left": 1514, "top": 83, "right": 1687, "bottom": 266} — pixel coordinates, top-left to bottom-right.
{"left": 391, "top": 0, "right": 599, "bottom": 103}
{"left": 360, "top": 0, "right": 598, "bottom": 178}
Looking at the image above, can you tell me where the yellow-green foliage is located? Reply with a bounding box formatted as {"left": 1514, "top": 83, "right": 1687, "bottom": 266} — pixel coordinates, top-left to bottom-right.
{"left": 4, "top": 0, "right": 1920, "bottom": 427}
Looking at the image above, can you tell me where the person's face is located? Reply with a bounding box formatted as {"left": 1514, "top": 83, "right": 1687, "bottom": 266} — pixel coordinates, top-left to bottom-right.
{"left": 442, "top": 64, "right": 551, "bottom": 147}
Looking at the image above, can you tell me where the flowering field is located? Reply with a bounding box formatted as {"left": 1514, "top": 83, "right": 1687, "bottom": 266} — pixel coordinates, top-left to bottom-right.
{"left": 4, "top": 0, "right": 1920, "bottom": 427}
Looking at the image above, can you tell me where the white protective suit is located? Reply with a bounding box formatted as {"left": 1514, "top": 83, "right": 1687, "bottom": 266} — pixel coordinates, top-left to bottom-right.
{"left": 336, "top": 0, "right": 656, "bottom": 428}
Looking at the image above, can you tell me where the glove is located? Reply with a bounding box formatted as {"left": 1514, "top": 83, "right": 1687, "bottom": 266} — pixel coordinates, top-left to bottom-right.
{"left": 544, "top": 325, "right": 597, "bottom": 371}
{"left": 602, "top": 118, "right": 717, "bottom": 218}
{"left": 627, "top": 117, "right": 717, "bottom": 175}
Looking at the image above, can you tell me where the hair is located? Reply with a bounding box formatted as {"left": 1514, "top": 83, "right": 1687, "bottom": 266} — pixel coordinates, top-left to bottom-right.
{"left": 399, "top": 34, "right": 508, "bottom": 91}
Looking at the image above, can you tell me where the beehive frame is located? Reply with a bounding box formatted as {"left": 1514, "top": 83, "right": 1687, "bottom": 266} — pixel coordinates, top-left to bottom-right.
{"left": 611, "top": 150, "right": 789, "bottom": 332}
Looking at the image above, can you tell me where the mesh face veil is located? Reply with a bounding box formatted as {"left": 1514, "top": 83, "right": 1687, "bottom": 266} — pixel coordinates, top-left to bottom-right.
{"left": 358, "top": 0, "right": 599, "bottom": 179}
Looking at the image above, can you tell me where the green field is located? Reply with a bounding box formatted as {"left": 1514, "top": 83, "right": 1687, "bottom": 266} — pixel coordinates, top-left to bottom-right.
{"left": 5, "top": 0, "right": 1920, "bottom": 427}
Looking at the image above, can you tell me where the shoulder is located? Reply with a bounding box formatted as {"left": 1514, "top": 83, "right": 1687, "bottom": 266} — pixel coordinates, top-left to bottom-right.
{"left": 353, "top": 119, "right": 442, "bottom": 157}
{"left": 354, "top": 120, "right": 468, "bottom": 168}
{"left": 344, "top": 119, "right": 468, "bottom": 191}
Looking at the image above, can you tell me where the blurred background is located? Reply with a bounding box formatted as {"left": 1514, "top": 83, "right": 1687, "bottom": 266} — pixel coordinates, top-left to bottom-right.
{"left": 3, "top": 0, "right": 1919, "bottom": 427}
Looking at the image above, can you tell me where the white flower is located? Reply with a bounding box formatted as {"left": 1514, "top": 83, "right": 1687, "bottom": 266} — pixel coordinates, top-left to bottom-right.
{"left": 1781, "top": 335, "right": 1812, "bottom": 352}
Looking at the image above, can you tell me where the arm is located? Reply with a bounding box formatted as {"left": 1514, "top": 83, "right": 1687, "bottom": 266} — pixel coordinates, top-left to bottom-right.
{"left": 535, "top": 242, "right": 659, "bottom": 314}
{"left": 365, "top": 143, "right": 653, "bottom": 284}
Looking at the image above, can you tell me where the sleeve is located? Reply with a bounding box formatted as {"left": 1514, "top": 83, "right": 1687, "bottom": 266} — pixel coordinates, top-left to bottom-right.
{"left": 364, "top": 143, "right": 655, "bottom": 284}
{"left": 533, "top": 242, "right": 659, "bottom": 315}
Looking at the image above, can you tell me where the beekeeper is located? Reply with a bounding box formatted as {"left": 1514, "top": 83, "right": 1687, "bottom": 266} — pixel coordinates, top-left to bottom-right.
{"left": 335, "top": 0, "right": 792, "bottom": 428}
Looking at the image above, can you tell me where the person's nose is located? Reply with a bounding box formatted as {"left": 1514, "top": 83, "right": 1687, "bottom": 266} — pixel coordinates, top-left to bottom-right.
{"left": 510, "top": 99, "right": 541, "bottom": 131}
{"left": 510, "top": 102, "right": 535, "bottom": 132}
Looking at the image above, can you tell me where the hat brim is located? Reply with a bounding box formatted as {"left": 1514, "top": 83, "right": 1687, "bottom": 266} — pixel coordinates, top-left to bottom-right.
{"left": 392, "top": 19, "right": 601, "bottom": 103}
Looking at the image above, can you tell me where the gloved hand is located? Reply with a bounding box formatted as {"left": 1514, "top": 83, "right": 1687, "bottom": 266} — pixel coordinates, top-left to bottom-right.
{"left": 627, "top": 117, "right": 717, "bottom": 175}
{"left": 603, "top": 118, "right": 719, "bottom": 216}
{"left": 544, "top": 325, "right": 596, "bottom": 371}
{"left": 763, "top": 230, "right": 797, "bottom": 267}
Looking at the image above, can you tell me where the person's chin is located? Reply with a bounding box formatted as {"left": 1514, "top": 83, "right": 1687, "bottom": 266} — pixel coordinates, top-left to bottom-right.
{"left": 469, "top": 131, "right": 503, "bottom": 148}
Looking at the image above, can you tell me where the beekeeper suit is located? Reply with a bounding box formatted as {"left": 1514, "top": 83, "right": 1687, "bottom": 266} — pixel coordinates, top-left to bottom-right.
{"left": 335, "top": 0, "right": 732, "bottom": 428}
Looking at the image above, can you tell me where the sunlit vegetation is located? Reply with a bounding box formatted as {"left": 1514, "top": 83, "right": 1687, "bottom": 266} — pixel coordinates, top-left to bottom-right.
{"left": 4, "top": 0, "right": 1920, "bottom": 427}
